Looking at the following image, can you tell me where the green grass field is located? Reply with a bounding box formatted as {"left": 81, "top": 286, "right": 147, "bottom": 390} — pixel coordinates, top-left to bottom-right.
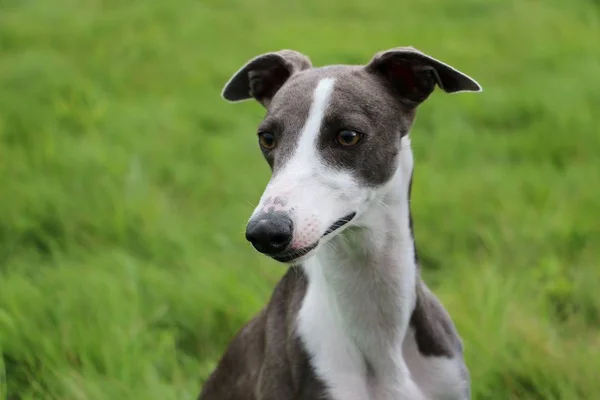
{"left": 1, "top": 0, "right": 599, "bottom": 398}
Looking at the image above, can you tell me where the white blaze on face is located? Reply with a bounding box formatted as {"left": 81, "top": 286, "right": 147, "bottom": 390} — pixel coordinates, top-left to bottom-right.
{"left": 291, "top": 77, "right": 336, "bottom": 175}
{"left": 251, "top": 78, "right": 363, "bottom": 250}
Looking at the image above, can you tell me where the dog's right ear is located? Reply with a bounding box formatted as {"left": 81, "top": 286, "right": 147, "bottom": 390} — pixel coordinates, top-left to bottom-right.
{"left": 222, "top": 50, "right": 312, "bottom": 107}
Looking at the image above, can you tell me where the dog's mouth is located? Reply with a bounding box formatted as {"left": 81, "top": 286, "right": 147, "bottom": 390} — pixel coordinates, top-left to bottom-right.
{"left": 322, "top": 212, "right": 356, "bottom": 237}
{"left": 272, "top": 212, "right": 356, "bottom": 264}
{"left": 272, "top": 242, "right": 319, "bottom": 263}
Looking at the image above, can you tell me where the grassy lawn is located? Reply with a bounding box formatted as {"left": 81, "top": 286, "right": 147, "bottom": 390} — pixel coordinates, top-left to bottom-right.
{"left": 1, "top": 0, "right": 599, "bottom": 398}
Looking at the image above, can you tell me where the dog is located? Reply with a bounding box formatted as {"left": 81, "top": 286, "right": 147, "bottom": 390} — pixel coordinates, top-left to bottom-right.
{"left": 198, "top": 46, "right": 482, "bottom": 400}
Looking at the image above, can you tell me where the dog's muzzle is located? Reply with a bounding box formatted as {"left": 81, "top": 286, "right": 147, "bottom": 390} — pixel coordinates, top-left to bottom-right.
{"left": 246, "top": 212, "right": 356, "bottom": 263}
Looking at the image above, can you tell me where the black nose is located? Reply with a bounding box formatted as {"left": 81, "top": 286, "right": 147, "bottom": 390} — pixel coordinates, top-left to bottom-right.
{"left": 245, "top": 213, "right": 293, "bottom": 255}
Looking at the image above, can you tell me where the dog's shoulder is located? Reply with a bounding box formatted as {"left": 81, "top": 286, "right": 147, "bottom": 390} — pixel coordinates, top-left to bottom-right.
{"left": 259, "top": 267, "right": 328, "bottom": 399}
{"left": 410, "top": 278, "right": 464, "bottom": 358}
{"left": 199, "top": 267, "right": 327, "bottom": 400}
{"left": 404, "top": 278, "right": 471, "bottom": 399}
{"left": 198, "top": 303, "right": 267, "bottom": 400}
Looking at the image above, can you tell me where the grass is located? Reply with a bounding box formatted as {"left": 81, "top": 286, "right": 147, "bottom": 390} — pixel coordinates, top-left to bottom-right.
{"left": 1, "top": 0, "right": 599, "bottom": 398}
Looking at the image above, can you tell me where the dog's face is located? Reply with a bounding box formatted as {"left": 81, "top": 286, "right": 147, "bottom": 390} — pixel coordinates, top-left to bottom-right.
{"left": 222, "top": 47, "right": 481, "bottom": 263}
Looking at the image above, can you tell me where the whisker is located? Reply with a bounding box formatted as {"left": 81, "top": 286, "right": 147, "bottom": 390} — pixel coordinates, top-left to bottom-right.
{"left": 243, "top": 199, "right": 257, "bottom": 208}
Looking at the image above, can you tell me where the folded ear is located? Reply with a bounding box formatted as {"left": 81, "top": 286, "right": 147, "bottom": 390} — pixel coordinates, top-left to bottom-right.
{"left": 365, "top": 46, "right": 482, "bottom": 106}
{"left": 222, "top": 50, "right": 312, "bottom": 107}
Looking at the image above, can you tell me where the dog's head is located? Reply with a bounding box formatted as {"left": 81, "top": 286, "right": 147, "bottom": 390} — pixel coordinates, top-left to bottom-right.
{"left": 222, "top": 47, "right": 481, "bottom": 263}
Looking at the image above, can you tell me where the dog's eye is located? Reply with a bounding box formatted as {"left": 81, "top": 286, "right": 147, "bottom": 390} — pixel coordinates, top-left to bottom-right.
{"left": 336, "top": 130, "right": 363, "bottom": 147}
{"left": 258, "top": 132, "right": 276, "bottom": 150}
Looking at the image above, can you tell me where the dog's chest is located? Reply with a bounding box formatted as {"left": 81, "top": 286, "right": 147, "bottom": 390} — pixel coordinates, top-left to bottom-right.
{"left": 296, "top": 257, "right": 422, "bottom": 400}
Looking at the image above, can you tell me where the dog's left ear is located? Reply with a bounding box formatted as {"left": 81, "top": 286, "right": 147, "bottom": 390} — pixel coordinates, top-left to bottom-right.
{"left": 366, "top": 46, "right": 482, "bottom": 106}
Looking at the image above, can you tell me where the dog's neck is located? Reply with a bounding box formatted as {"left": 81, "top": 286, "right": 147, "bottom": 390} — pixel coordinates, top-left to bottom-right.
{"left": 298, "top": 137, "right": 418, "bottom": 397}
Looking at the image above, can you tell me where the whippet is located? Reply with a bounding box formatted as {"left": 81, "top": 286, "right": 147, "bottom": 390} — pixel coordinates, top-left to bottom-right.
{"left": 199, "top": 46, "right": 482, "bottom": 400}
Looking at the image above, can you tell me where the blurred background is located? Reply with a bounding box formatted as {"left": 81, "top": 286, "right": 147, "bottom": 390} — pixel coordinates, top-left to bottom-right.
{"left": 1, "top": 0, "right": 599, "bottom": 399}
